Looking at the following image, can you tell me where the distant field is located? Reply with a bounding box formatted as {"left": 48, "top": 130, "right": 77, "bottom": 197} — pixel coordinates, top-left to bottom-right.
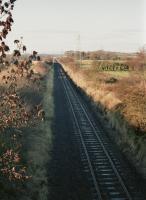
{"left": 81, "top": 59, "right": 126, "bottom": 63}
{"left": 103, "top": 71, "right": 130, "bottom": 78}
{"left": 81, "top": 60, "right": 93, "bottom": 65}
{"left": 75, "top": 60, "right": 92, "bottom": 68}
{"left": 77, "top": 60, "right": 146, "bottom": 79}
{"left": 78, "top": 59, "right": 130, "bottom": 78}
{"left": 79, "top": 59, "right": 126, "bottom": 67}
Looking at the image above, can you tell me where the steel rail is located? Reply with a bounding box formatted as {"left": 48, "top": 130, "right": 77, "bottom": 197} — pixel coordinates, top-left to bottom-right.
{"left": 60, "top": 68, "right": 103, "bottom": 200}
{"left": 62, "top": 69, "right": 132, "bottom": 200}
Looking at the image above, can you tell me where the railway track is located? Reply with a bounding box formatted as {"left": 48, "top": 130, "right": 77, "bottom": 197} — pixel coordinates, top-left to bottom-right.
{"left": 58, "top": 63, "right": 146, "bottom": 200}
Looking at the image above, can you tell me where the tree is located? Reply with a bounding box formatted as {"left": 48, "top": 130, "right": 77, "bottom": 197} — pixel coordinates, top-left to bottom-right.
{"left": 0, "top": 0, "right": 17, "bottom": 65}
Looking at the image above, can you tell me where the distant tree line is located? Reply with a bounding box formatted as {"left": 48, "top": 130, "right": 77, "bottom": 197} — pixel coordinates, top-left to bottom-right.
{"left": 64, "top": 50, "right": 132, "bottom": 61}
{"left": 65, "top": 49, "right": 146, "bottom": 72}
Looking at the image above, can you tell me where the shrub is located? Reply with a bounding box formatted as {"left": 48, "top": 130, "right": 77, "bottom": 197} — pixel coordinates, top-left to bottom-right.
{"left": 105, "top": 77, "right": 118, "bottom": 84}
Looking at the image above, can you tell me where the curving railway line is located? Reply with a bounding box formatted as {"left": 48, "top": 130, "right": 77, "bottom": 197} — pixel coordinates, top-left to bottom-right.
{"left": 56, "top": 62, "right": 146, "bottom": 200}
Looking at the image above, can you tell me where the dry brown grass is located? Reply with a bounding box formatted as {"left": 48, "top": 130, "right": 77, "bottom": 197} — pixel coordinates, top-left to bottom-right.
{"left": 60, "top": 57, "right": 146, "bottom": 134}
{"left": 31, "top": 61, "right": 49, "bottom": 75}
{"left": 60, "top": 57, "right": 146, "bottom": 177}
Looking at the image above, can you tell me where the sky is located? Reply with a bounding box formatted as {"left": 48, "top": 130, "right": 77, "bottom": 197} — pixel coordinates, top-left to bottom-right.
{"left": 6, "top": 0, "right": 146, "bottom": 54}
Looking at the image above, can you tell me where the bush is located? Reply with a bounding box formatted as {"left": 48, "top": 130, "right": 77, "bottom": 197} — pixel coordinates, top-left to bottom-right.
{"left": 105, "top": 77, "right": 118, "bottom": 84}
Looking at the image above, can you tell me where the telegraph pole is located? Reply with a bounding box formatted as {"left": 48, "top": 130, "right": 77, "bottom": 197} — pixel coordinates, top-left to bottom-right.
{"left": 76, "top": 34, "right": 82, "bottom": 67}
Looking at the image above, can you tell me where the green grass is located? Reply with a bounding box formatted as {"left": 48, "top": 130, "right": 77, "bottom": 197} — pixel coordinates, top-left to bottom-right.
{"left": 81, "top": 60, "right": 93, "bottom": 65}
{"left": 81, "top": 64, "right": 91, "bottom": 68}
{"left": 75, "top": 60, "right": 92, "bottom": 68}
{"left": 80, "top": 59, "right": 130, "bottom": 77}
{"left": 103, "top": 71, "right": 130, "bottom": 78}
{"left": 77, "top": 59, "right": 127, "bottom": 69}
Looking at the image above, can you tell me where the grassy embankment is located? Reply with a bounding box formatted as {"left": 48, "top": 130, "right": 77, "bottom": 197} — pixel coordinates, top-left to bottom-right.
{"left": 20, "top": 66, "right": 54, "bottom": 200}
{"left": 0, "top": 62, "right": 54, "bottom": 199}
{"left": 60, "top": 57, "right": 146, "bottom": 177}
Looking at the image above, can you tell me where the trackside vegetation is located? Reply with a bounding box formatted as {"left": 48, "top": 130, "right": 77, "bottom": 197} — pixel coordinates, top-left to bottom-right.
{"left": 59, "top": 55, "right": 146, "bottom": 177}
